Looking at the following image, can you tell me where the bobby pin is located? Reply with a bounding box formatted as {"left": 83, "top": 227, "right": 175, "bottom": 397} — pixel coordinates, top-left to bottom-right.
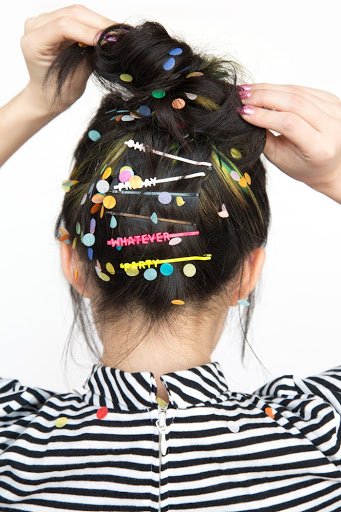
{"left": 107, "top": 230, "right": 200, "bottom": 247}
{"left": 124, "top": 139, "right": 212, "bottom": 168}
{"left": 111, "top": 171, "right": 206, "bottom": 192}
{"left": 107, "top": 211, "right": 197, "bottom": 226}
{"left": 120, "top": 254, "right": 212, "bottom": 270}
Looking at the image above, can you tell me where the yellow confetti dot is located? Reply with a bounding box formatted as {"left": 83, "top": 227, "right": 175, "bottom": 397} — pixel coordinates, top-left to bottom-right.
{"left": 186, "top": 71, "right": 204, "bottom": 78}
{"left": 72, "top": 237, "right": 77, "bottom": 250}
{"left": 230, "top": 147, "right": 242, "bottom": 160}
{"left": 120, "top": 165, "right": 133, "bottom": 173}
{"left": 183, "top": 263, "right": 196, "bottom": 277}
{"left": 120, "top": 73, "right": 133, "bottom": 82}
{"left": 102, "top": 167, "right": 112, "bottom": 180}
{"left": 98, "top": 271, "right": 110, "bottom": 282}
{"left": 55, "top": 416, "right": 68, "bottom": 428}
{"left": 129, "top": 175, "right": 143, "bottom": 189}
{"left": 103, "top": 195, "right": 116, "bottom": 209}
{"left": 77, "top": 42, "right": 88, "bottom": 47}
{"left": 126, "top": 267, "right": 139, "bottom": 276}
{"left": 176, "top": 196, "right": 185, "bottom": 206}
{"left": 105, "top": 262, "right": 115, "bottom": 274}
{"left": 171, "top": 299, "right": 185, "bottom": 305}
{"left": 100, "top": 203, "right": 105, "bottom": 218}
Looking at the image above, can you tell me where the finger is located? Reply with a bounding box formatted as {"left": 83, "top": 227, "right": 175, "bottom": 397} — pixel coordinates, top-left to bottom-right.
{"left": 238, "top": 105, "right": 321, "bottom": 150}
{"left": 24, "top": 16, "right": 106, "bottom": 48}
{"left": 244, "top": 83, "right": 340, "bottom": 105}
{"left": 241, "top": 86, "right": 341, "bottom": 121}
{"left": 24, "top": 4, "right": 116, "bottom": 35}
{"left": 239, "top": 89, "right": 334, "bottom": 132}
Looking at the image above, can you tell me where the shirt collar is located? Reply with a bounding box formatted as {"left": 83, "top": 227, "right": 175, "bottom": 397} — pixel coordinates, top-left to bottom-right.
{"left": 82, "top": 360, "right": 230, "bottom": 410}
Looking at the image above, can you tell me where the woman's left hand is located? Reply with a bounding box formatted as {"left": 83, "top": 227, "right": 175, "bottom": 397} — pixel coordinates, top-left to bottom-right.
{"left": 20, "top": 4, "right": 115, "bottom": 115}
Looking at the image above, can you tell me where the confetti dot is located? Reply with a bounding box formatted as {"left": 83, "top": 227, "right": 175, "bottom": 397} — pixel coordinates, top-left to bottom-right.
{"left": 82, "top": 233, "right": 95, "bottom": 247}
{"left": 144, "top": 268, "right": 158, "bottom": 280}
{"left": 171, "top": 299, "right": 185, "bottom": 305}
{"left": 91, "top": 193, "right": 105, "bottom": 203}
{"left": 120, "top": 73, "right": 133, "bottom": 82}
{"left": 138, "top": 105, "right": 151, "bottom": 117}
{"left": 102, "top": 167, "right": 112, "bottom": 180}
{"left": 88, "top": 130, "right": 101, "bottom": 141}
{"left": 163, "top": 56, "right": 176, "bottom": 70}
{"left": 185, "top": 92, "right": 197, "bottom": 100}
{"left": 152, "top": 89, "right": 166, "bottom": 99}
{"left": 227, "top": 421, "right": 240, "bottom": 433}
{"left": 72, "top": 237, "right": 77, "bottom": 250}
{"left": 90, "top": 218, "right": 96, "bottom": 234}
{"left": 265, "top": 406, "right": 275, "bottom": 419}
{"left": 129, "top": 175, "right": 143, "bottom": 189}
{"left": 105, "top": 262, "right": 115, "bottom": 274}
{"left": 80, "top": 193, "right": 87, "bottom": 205}
{"left": 237, "top": 298, "right": 250, "bottom": 306}
{"left": 116, "top": 246, "right": 122, "bottom": 251}
{"left": 126, "top": 267, "right": 139, "bottom": 276}
{"left": 183, "top": 263, "right": 196, "bottom": 277}
{"left": 120, "top": 165, "right": 133, "bottom": 173}
{"left": 158, "top": 191, "right": 172, "bottom": 204}
{"left": 78, "top": 42, "right": 87, "bottom": 47}
{"left": 172, "top": 98, "right": 186, "bottom": 110}
{"left": 121, "top": 114, "right": 135, "bottom": 122}
{"left": 176, "top": 196, "right": 185, "bottom": 206}
{"left": 169, "top": 237, "right": 182, "bottom": 245}
{"left": 110, "top": 215, "right": 117, "bottom": 228}
{"left": 218, "top": 204, "right": 229, "bottom": 218}
{"left": 169, "top": 47, "right": 183, "bottom": 55}
{"left": 96, "top": 406, "right": 108, "bottom": 419}
{"left": 150, "top": 212, "right": 158, "bottom": 224}
{"left": 119, "top": 170, "right": 133, "bottom": 183}
{"left": 230, "top": 171, "right": 240, "bottom": 181}
{"left": 87, "top": 247, "right": 93, "bottom": 260}
{"left": 103, "top": 195, "right": 116, "bottom": 209}
{"left": 160, "top": 263, "right": 174, "bottom": 276}
{"left": 230, "top": 147, "right": 242, "bottom": 160}
{"left": 239, "top": 172, "right": 251, "bottom": 188}
{"left": 55, "top": 416, "right": 68, "bottom": 428}
{"left": 76, "top": 222, "right": 81, "bottom": 234}
{"left": 186, "top": 71, "right": 204, "bottom": 78}
{"left": 98, "top": 271, "right": 110, "bottom": 281}
{"left": 96, "top": 180, "right": 109, "bottom": 193}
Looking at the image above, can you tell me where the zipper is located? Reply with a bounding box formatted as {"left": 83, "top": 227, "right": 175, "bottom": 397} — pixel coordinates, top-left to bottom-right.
{"left": 156, "top": 401, "right": 168, "bottom": 511}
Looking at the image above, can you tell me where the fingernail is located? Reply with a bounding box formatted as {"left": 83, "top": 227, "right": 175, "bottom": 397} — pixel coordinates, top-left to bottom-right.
{"left": 238, "top": 90, "right": 252, "bottom": 99}
{"left": 236, "top": 105, "right": 255, "bottom": 115}
{"left": 237, "top": 84, "right": 252, "bottom": 91}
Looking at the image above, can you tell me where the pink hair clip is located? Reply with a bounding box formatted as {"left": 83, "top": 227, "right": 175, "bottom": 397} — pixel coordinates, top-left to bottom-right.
{"left": 107, "top": 230, "right": 200, "bottom": 247}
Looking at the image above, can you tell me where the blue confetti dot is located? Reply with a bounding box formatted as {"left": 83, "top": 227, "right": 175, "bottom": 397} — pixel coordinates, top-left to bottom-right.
{"left": 163, "top": 57, "right": 175, "bottom": 71}
{"left": 237, "top": 298, "right": 250, "bottom": 307}
{"left": 88, "top": 130, "right": 101, "bottom": 141}
{"left": 144, "top": 268, "right": 158, "bottom": 281}
{"left": 82, "top": 233, "right": 95, "bottom": 247}
{"left": 138, "top": 104, "right": 151, "bottom": 117}
{"left": 110, "top": 215, "right": 117, "bottom": 228}
{"left": 116, "top": 246, "right": 122, "bottom": 251}
{"left": 87, "top": 247, "right": 93, "bottom": 260}
{"left": 160, "top": 263, "right": 174, "bottom": 276}
{"left": 169, "top": 47, "right": 183, "bottom": 56}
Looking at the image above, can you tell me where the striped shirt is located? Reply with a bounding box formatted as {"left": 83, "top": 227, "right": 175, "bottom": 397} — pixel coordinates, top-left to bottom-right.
{"left": 0, "top": 360, "right": 340, "bottom": 511}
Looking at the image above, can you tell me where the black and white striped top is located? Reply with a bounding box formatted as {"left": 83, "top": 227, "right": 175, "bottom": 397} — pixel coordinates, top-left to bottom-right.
{"left": 0, "top": 360, "right": 340, "bottom": 511}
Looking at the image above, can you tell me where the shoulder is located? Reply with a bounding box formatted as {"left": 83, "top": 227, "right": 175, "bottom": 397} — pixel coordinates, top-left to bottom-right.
{"left": 251, "top": 364, "right": 341, "bottom": 469}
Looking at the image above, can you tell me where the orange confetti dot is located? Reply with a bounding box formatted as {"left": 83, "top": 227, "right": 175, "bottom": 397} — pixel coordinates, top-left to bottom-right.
{"left": 90, "top": 203, "right": 101, "bottom": 214}
{"left": 96, "top": 406, "right": 108, "bottom": 419}
{"left": 172, "top": 98, "right": 186, "bottom": 110}
{"left": 73, "top": 268, "right": 79, "bottom": 281}
{"left": 265, "top": 406, "right": 275, "bottom": 419}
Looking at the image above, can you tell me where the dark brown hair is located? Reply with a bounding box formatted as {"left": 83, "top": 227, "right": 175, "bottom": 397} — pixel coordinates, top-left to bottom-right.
{"left": 44, "top": 21, "right": 270, "bottom": 370}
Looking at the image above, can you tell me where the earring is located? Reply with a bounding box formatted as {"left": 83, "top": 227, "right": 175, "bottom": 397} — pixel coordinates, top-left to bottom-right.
{"left": 237, "top": 298, "right": 250, "bottom": 307}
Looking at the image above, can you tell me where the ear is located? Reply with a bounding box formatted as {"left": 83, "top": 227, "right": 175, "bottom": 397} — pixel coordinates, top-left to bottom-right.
{"left": 230, "top": 247, "right": 266, "bottom": 306}
{"left": 59, "top": 239, "right": 92, "bottom": 299}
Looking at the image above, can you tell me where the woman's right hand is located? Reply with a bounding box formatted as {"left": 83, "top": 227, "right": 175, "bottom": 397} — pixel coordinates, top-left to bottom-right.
{"left": 236, "top": 83, "right": 341, "bottom": 204}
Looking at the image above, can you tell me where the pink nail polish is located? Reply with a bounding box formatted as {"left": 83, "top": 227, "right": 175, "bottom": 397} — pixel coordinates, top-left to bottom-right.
{"left": 236, "top": 105, "right": 255, "bottom": 115}
{"left": 237, "top": 84, "right": 252, "bottom": 91}
{"left": 238, "top": 90, "right": 252, "bottom": 99}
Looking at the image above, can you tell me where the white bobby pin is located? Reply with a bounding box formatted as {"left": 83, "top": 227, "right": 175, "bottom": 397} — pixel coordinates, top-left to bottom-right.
{"left": 124, "top": 139, "right": 212, "bottom": 168}
{"left": 112, "top": 171, "right": 206, "bottom": 191}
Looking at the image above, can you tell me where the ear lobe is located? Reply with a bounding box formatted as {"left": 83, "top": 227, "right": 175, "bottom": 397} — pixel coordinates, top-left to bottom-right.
{"left": 230, "top": 247, "right": 265, "bottom": 306}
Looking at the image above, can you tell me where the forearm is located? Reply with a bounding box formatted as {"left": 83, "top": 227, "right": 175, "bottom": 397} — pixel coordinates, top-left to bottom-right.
{"left": 0, "top": 85, "right": 60, "bottom": 167}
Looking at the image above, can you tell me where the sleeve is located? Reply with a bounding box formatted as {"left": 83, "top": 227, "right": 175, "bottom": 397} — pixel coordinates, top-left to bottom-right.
{"left": 0, "top": 376, "right": 56, "bottom": 454}
{"left": 253, "top": 365, "right": 341, "bottom": 471}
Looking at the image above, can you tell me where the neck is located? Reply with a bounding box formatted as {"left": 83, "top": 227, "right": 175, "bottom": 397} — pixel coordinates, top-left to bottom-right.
{"left": 98, "top": 307, "right": 228, "bottom": 403}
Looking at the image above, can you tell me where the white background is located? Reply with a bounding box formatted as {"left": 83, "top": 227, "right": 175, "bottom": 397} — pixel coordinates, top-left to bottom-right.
{"left": 0, "top": 0, "right": 340, "bottom": 394}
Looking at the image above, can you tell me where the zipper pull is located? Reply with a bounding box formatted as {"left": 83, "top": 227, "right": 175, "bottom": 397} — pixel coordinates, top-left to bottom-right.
{"left": 156, "top": 406, "right": 168, "bottom": 456}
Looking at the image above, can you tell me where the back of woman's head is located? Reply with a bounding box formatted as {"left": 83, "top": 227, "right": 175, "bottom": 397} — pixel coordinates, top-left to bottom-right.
{"left": 46, "top": 20, "right": 270, "bottom": 365}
